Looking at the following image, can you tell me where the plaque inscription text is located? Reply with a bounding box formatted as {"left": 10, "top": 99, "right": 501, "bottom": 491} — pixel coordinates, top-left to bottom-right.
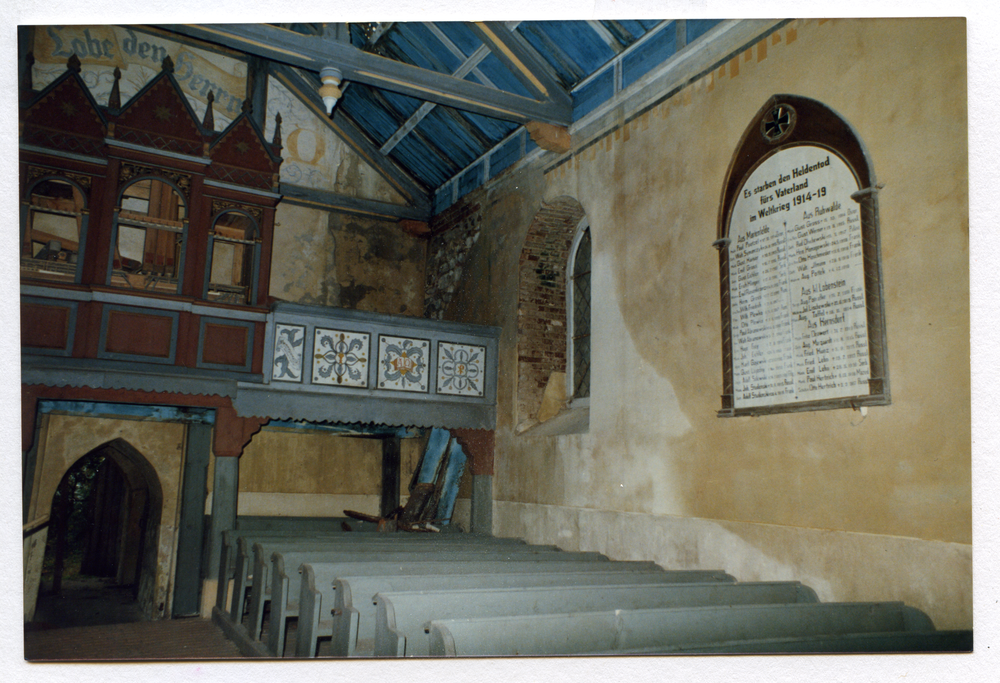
{"left": 729, "top": 145, "right": 870, "bottom": 409}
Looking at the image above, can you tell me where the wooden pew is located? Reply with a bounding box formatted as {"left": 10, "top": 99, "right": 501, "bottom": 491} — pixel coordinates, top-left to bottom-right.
{"left": 258, "top": 545, "right": 609, "bottom": 654}
{"left": 426, "top": 601, "right": 937, "bottom": 656}
{"left": 611, "top": 629, "right": 974, "bottom": 654}
{"left": 298, "top": 563, "right": 733, "bottom": 657}
{"left": 373, "top": 581, "right": 818, "bottom": 657}
{"left": 219, "top": 532, "right": 527, "bottom": 623}
{"left": 215, "top": 526, "right": 523, "bottom": 612}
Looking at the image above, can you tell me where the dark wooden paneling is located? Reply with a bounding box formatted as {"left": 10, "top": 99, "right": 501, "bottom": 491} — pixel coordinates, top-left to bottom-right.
{"left": 21, "top": 303, "right": 69, "bottom": 350}
{"left": 201, "top": 322, "right": 249, "bottom": 367}
{"left": 105, "top": 309, "right": 174, "bottom": 357}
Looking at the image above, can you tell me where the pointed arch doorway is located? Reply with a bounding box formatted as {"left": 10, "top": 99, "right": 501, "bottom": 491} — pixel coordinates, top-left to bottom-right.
{"left": 39, "top": 438, "right": 164, "bottom": 624}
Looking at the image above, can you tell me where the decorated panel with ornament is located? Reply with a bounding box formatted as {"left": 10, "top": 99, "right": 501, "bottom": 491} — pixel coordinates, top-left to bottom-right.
{"left": 436, "top": 342, "right": 486, "bottom": 397}
{"left": 378, "top": 335, "right": 430, "bottom": 393}
{"left": 312, "top": 328, "right": 370, "bottom": 388}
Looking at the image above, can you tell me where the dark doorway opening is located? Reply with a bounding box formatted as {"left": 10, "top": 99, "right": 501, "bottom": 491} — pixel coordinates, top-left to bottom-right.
{"left": 31, "top": 439, "right": 163, "bottom": 629}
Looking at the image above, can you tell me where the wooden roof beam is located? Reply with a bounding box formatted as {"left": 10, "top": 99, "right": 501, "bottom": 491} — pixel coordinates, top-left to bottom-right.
{"left": 153, "top": 23, "right": 573, "bottom": 125}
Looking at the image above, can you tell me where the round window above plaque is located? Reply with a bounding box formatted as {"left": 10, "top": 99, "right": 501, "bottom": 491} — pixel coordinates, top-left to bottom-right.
{"left": 761, "top": 103, "right": 797, "bottom": 144}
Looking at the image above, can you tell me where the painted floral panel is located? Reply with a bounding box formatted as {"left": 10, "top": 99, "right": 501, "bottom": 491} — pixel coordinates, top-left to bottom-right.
{"left": 437, "top": 342, "right": 486, "bottom": 397}
{"left": 312, "top": 328, "right": 370, "bottom": 388}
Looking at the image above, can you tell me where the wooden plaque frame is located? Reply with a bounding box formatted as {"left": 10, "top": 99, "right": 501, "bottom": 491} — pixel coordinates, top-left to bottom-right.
{"left": 715, "top": 95, "right": 890, "bottom": 417}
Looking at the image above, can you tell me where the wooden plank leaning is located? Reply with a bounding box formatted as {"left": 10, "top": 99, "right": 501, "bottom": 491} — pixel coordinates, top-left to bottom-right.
{"left": 427, "top": 601, "right": 937, "bottom": 656}
{"left": 372, "top": 581, "right": 818, "bottom": 657}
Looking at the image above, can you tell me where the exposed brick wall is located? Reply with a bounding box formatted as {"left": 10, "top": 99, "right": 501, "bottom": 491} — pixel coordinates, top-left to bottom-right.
{"left": 424, "top": 193, "right": 484, "bottom": 320}
{"left": 423, "top": 191, "right": 585, "bottom": 426}
{"left": 516, "top": 197, "right": 586, "bottom": 424}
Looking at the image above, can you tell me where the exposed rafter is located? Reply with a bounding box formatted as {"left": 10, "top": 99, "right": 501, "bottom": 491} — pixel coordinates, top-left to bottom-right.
{"left": 467, "top": 22, "right": 572, "bottom": 108}
{"left": 380, "top": 25, "right": 518, "bottom": 156}
{"left": 152, "top": 23, "right": 573, "bottom": 125}
{"left": 270, "top": 63, "right": 432, "bottom": 214}
{"left": 422, "top": 22, "right": 499, "bottom": 89}
{"left": 586, "top": 20, "right": 626, "bottom": 53}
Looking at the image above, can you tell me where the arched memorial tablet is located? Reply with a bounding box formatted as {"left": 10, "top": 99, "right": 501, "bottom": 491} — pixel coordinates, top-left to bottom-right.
{"left": 716, "top": 96, "right": 890, "bottom": 416}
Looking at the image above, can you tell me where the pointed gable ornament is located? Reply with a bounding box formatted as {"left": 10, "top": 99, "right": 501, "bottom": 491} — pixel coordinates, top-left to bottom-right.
{"left": 108, "top": 67, "right": 122, "bottom": 110}
{"left": 113, "top": 55, "right": 205, "bottom": 157}
{"left": 203, "top": 90, "right": 215, "bottom": 132}
{"left": 272, "top": 112, "right": 282, "bottom": 150}
{"left": 67, "top": 53, "right": 82, "bottom": 73}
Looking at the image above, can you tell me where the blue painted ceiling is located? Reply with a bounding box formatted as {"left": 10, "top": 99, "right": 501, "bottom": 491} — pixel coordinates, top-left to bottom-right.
{"left": 161, "top": 20, "right": 722, "bottom": 215}
{"left": 336, "top": 20, "right": 671, "bottom": 192}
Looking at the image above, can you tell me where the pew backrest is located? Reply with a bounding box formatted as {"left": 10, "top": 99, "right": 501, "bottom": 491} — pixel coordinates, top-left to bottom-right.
{"left": 251, "top": 546, "right": 608, "bottom": 649}
{"left": 427, "top": 602, "right": 936, "bottom": 656}
{"left": 373, "top": 581, "right": 818, "bottom": 656}
{"left": 297, "top": 559, "right": 695, "bottom": 657}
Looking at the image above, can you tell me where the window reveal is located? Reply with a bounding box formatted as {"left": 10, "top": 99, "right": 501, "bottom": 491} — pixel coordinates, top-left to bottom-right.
{"left": 569, "top": 225, "right": 591, "bottom": 401}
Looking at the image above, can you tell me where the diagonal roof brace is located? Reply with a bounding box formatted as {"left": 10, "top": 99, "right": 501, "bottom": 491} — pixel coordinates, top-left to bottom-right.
{"left": 152, "top": 23, "right": 573, "bottom": 126}
{"left": 467, "top": 22, "right": 573, "bottom": 108}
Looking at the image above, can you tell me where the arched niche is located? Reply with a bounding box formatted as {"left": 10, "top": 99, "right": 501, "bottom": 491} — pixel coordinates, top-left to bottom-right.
{"left": 715, "top": 94, "right": 890, "bottom": 416}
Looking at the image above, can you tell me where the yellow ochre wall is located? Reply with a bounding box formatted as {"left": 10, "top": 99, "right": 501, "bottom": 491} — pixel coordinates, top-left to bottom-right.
{"left": 218, "top": 428, "right": 474, "bottom": 525}
{"left": 448, "top": 19, "right": 970, "bottom": 629}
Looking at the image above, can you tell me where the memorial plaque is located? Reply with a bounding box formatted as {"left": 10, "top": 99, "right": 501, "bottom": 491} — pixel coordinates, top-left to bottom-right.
{"left": 727, "top": 145, "right": 871, "bottom": 410}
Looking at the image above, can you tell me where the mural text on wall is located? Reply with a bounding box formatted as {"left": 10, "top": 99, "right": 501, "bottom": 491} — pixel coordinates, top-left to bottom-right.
{"left": 33, "top": 26, "right": 247, "bottom": 130}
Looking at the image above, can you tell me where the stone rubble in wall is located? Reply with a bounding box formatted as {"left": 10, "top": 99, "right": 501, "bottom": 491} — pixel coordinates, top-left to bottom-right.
{"left": 424, "top": 207, "right": 483, "bottom": 320}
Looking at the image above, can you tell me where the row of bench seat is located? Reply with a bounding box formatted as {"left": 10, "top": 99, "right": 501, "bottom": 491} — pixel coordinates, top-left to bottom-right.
{"left": 211, "top": 527, "right": 971, "bottom": 657}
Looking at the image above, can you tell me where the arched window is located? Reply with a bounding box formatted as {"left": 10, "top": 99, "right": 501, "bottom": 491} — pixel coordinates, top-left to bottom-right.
{"left": 205, "top": 210, "right": 260, "bottom": 305}
{"left": 109, "top": 177, "right": 187, "bottom": 294}
{"left": 567, "top": 222, "right": 591, "bottom": 403}
{"left": 21, "top": 177, "right": 88, "bottom": 283}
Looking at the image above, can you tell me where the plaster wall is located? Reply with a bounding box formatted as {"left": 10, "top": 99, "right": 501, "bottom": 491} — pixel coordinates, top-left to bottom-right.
{"left": 229, "top": 428, "right": 473, "bottom": 526}
{"left": 444, "top": 19, "right": 970, "bottom": 628}
{"left": 265, "top": 78, "right": 407, "bottom": 204}
{"left": 270, "top": 204, "right": 426, "bottom": 314}
{"left": 25, "top": 414, "right": 188, "bottom": 620}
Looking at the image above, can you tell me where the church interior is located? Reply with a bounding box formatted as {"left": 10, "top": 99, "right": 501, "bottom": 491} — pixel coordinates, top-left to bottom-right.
{"left": 17, "top": 15, "right": 973, "bottom": 662}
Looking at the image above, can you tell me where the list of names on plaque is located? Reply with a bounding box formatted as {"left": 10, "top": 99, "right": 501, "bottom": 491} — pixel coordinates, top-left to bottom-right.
{"left": 729, "top": 145, "right": 870, "bottom": 409}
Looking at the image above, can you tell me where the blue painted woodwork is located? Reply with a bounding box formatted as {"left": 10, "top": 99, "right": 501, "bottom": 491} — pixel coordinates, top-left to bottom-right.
{"left": 687, "top": 19, "right": 723, "bottom": 44}
{"left": 236, "top": 301, "right": 500, "bottom": 428}
{"left": 531, "top": 21, "right": 616, "bottom": 76}
{"left": 622, "top": 23, "right": 678, "bottom": 89}
{"left": 38, "top": 399, "right": 215, "bottom": 423}
{"left": 489, "top": 134, "right": 523, "bottom": 179}
{"left": 415, "top": 428, "right": 468, "bottom": 524}
{"left": 573, "top": 69, "right": 615, "bottom": 121}
{"left": 458, "top": 164, "right": 483, "bottom": 199}
{"left": 434, "top": 22, "right": 482, "bottom": 59}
